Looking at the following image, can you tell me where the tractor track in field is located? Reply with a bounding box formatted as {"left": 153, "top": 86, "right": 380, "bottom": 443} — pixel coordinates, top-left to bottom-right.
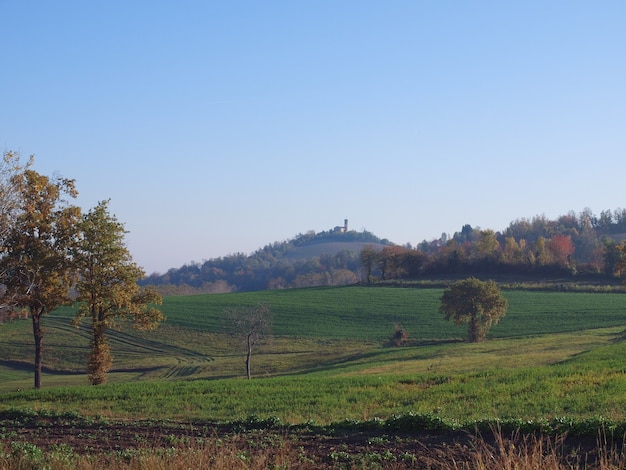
{"left": 37, "top": 318, "right": 216, "bottom": 379}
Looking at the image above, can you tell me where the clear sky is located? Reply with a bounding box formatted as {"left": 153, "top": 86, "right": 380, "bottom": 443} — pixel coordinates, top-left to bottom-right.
{"left": 2, "top": 2, "right": 625, "bottom": 274}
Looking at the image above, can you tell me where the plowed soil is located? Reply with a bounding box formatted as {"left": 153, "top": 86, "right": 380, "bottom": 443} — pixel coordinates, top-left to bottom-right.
{"left": 0, "top": 417, "right": 609, "bottom": 469}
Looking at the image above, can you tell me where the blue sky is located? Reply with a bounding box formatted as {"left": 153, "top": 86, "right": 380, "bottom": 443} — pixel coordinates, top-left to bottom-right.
{"left": 2, "top": 2, "right": 625, "bottom": 274}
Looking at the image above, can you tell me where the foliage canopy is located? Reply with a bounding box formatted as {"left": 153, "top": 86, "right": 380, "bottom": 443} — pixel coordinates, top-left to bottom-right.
{"left": 439, "top": 277, "right": 508, "bottom": 342}
{"left": 73, "top": 200, "right": 164, "bottom": 385}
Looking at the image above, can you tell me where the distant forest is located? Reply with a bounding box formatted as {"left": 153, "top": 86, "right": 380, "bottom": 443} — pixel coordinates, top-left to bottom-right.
{"left": 142, "top": 208, "right": 626, "bottom": 294}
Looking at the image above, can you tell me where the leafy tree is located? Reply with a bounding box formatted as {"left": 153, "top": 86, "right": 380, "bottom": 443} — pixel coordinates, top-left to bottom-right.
{"left": 613, "top": 242, "right": 626, "bottom": 279}
{"left": 379, "top": 245, "right": 408, "bottom": 280}
{"left": 0, "top": 169, "right": 81, "bottom": 389}
{"left": 226, "top": 303, "right": 271, "bottom": 379}
{"left": 474, "top": 230, "right": 500, "bottom": 261}
{"left": 439, "top": 277, "right": 508, "bottom": 343}
{"left": 0, "top": 151, "right": 33, "bottom": 320}
{"left": 547, "top": 235, "right": 575, "bottom": 268}
{"left": 73, "top": 200, "right": 164, "bottom": 385}
{"left": 0, "top": 151, "right": 33, "bottom": 244}
{"left": 359, "top": 245, "right": 379, "bottom": 283}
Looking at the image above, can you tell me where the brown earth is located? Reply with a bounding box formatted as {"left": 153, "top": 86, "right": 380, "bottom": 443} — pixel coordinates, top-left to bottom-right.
{"left": 0, "top": 417, "right": 614, "bottom": 468}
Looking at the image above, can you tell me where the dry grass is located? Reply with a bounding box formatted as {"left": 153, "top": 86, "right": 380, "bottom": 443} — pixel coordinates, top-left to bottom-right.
{"left": 460, "top": 427, "right": 626, "bottom": 470}
{"left": 2, "top": 428, "right": 626, "bottom": 469}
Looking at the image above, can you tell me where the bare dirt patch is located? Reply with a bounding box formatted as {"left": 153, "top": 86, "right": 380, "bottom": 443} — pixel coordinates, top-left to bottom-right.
{"left": 0, "top": 417, "right": 615, "bottom": 468}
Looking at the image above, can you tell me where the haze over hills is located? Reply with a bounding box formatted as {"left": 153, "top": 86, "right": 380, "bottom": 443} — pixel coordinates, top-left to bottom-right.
{"left": 143, "top": 222, "right": 390, "bottom": 294}
{"left": 140, "top": 209, "right": 626, "bottom": 295}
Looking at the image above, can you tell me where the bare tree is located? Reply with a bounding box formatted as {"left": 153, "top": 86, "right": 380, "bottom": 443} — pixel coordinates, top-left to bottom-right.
{"left": 226, "top": 303, "right": 271, "bottom": 379}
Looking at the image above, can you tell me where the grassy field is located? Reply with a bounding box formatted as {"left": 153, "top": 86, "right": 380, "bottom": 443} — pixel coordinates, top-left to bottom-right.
{"left": 2, "top": 285, "right": 626, "bottom": 468}
{"left": 1, "top": 285, "right": 626, "bottom": 427}
{"left": 2, "top": 327, "right": 626, "bottom": 425}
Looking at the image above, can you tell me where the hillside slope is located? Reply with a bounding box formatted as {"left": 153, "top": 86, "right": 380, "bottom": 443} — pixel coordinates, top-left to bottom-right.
{"left": 143, "top": 229, "right": 389, "bottom": 293}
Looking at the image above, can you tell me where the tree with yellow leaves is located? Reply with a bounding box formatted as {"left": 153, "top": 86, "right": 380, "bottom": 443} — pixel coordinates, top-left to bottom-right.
{"left": 73, "top": 200, "right": 164, "bottom": 385}
{"left": 0, "top": 169, "right": 81, "bottom": 389}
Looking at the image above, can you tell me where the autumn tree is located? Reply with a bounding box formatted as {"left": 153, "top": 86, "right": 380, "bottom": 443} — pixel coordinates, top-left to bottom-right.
{"left": 474, "top": 230, "right": 500, "bottom": 261}
{"left": 613, "top": 242, "right": 626, "bottom": 280}
{"left": 0, "top": 151, "right": 33, "bottom": 322}
{"left": 547, "top": 235, "right": 575, "bottom": 268}
{"left": 360, "top": 245, "right": 379, "bottom": 283}
{"left": 0, "top": 169, "right": 81, "bottom": 389}
{"left": 439, "top": 277, "right": 508, "bottom": 343}
{"left": 73, "top": 200, "right": 164, "bottom": 385}
{"left": 226, "top": 303, "right": 271, "bottom": 379}
{"left": 0, "top": 152, "right": 33, "bottom": 243}
{"left": 379, "top": 245, "right": 408, "bottom": 280}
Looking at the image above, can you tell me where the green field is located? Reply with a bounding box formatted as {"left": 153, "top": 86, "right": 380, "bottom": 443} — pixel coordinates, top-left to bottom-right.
{"left": 1, "top": 286, "right": 626, "bottom": 425}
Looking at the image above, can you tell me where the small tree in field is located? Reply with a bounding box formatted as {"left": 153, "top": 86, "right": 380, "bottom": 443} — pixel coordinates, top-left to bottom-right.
{"left": 226, "top": 303, "right": 271, "bottom": 379}
{"left": 73, "top": 200, "right": 164, "bottom": 385}
{"left": 388, "top": 323, "right": 409, "bottom": 347}
{"left": 439, "top": 277, "right": 508, "bottom": 343}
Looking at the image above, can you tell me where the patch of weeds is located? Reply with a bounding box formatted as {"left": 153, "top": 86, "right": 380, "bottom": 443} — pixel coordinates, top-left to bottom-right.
{"left": 48, "top": 443, "right": 77, "bottom": 467}
{"left": 400, "top": 451, "right": 418, "bottom": 464}
{"left": 329, "top": 450, "right": 352, "bottom": 463}
{"left": 10, "top": 441, "right": 45, "bottom": 468}
{"left": 386, "top": 412, "right": 454, "bottom": 433}
{"left": 233, "top": 414, "right": 282, "bottom": 431}
{"left": 368, "top": 435, "right": 390, "bottom": 445}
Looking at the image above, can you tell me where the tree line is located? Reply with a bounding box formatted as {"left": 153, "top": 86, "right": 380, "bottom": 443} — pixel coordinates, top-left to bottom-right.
{"left": 0, "top": 151, "right": 163, "bottom": 388}
{"left": 365, "top": 210, "right": 626, "bottom": 282}
{"left": 143, "top": 229, "right": 388, "bottom": 293}
{"left": 144, "top": 208, "right": 626, "bottom": 294}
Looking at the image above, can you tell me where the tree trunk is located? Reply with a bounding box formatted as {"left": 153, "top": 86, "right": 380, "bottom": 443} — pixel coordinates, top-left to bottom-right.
{"left": 468, "top": 314, "right": 484, "bottom": 343}
{"left": 31, "top": 309, "right": 44, "bottom": 389}
{"left": 89, "top": 322, "right": 112, "bottom": 385}
{"left": 246, "top": 333, "right": 252, "bottom": 379}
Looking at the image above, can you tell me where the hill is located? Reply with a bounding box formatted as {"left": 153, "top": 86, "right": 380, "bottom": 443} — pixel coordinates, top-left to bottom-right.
{"left": 141, "top": 208, "right": 626, "bottom": 295}
{"left": 142, "top": 227, "right": 390, "bottom": 294}
{"left": 282, "top": 240, "right": 385, "bottom": 261}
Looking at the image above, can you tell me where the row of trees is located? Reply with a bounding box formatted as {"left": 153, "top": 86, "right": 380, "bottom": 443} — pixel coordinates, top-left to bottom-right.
{"left": 363, "top": 218, "right": 626, "bottom": 282}
{"left": 144, "top": 210, "right": 626, "bottom": 295}
{"left": 0, "top": 152, "right": 163, "bottom": 388}
{"left": 441, "top": 253, "right": 626, "bottom": 343}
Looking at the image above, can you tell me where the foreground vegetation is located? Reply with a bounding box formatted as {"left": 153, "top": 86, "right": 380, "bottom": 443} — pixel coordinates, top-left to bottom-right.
{"left": 2, "top": 285, "right": 626, "bottom": 467}
{"left": 2, "top": 406, "right": 626, "bottom": 469}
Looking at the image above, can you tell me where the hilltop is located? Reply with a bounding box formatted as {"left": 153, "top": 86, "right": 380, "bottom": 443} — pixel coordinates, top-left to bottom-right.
{"left": 141, "top": 208, "right": 626, "bottom": 295}
{"left": 142, "top": 226, "right": 391, "bottom": 294}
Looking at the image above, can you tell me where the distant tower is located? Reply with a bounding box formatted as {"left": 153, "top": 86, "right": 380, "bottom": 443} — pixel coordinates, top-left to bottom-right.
{"left": 343, "top": 219, "right": 348, "bottom": 232}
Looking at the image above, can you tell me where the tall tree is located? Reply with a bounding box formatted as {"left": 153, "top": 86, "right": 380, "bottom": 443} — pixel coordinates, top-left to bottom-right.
{"left": 613, "top": 242, "right": 626, "bottom": 279}
{"left": 73, "top": 200, "right": 164, "bottom": 385}
{"left": 226, "top": 303, "right": 271, "bottom": 379}
{"left": 547, "top": 235, "right": 575, "bottom": 268}
{"left": 0, "top": 169, "right": 81, "bottom": 389}
{"left": 439, "top": 277, "right": 508, "bottom": 343}
{"left": 0, "top": 151, "right": 33, "bottom": 320}
{"left": 0, "top": 151, "right": 33, "bottom": 244}
{"left": 359, "top": 245, "right": 379, "bottom": 283}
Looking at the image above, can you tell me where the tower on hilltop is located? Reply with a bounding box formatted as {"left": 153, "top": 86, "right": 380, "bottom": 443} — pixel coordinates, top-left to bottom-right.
{"left": 333, "top": 219, "right": 349, "bottom": 233}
